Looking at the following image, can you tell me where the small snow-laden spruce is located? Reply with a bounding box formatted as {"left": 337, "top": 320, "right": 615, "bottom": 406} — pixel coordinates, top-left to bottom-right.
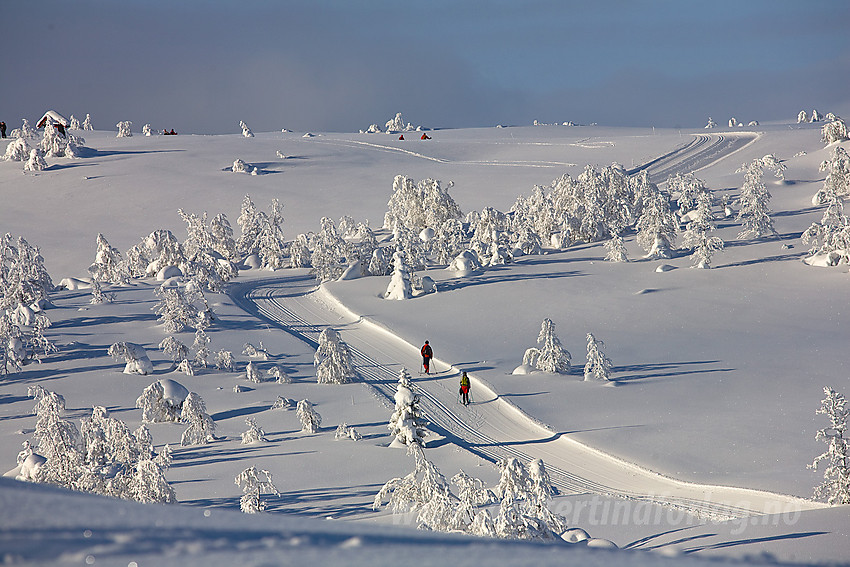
{"left": 761, "top": 154, "right": 787, "bottom": 182}
{"left": 153, "top": 282, "right": 207, "bottom": 334}
{"left": 668, "top": 172, "right": 709, "bottom": 218}
{"left": 704, "top": 117, "right": 717, "bottom": 129}
{"left": 604, "top": 233, "right": 629, "bottom": 262}
{"left": 159, "top": 336, "right": 189, "bottom": 368}
{"left": 214, "top": 349, "right": 236, "bottom": 371}
{"left": 233, "top": 384, "right": 248, "bottom": 393}
{"left": 82, "top": 114, "right": 93, "bottom": 130}
{"left": 245, "top": 360, "right": 264, "bottom": 383}
{"left": 288, "top": 233, "right": 312, "bottom": 268}
{"left": 314, "top": 327, "right": 356, "bottom": 384}
{"left": 450, "top": 470, "right": 497, "bottom": 533}
{"left": 822, "top": 117, "right": 849, "bottom": 146}
{"left": 388, "top": 368, "right": 428, "bottom": 447}
{"left": 296, "top": 399, "right": 321, "bottom": 433}
{"left": 116, "top": 121, "right": 132, "bottom": 137}
{"left": 239, "top": 120, "right": 254, "bottom": 138}
{"left": 523, "top": 318, "right": 571, "bottom": 374}
{"left": 241, "top": 418, "right": 267, "bottom": 444}
{"left": 810, "top": 387, "right": 850, "bottom": 505}
{"left": 136, "top": 379, "right": 188, "bottom": 423}
{"left": 334, "top": 422, "right": 362, "bottom": 441}
{"left": 431, "top": 217, "right": 469, "bottom": 265}
{"left": 108, "top": 341, "right": 154, "bottom": 375}
{"left": 310, "top": 217, "right": 347, "bottom": 282}
{"left": 142, "top": 123, "right": 152, "bottom": 136}
{"left": 385, "top": 250, "right": 413, "bottom": 300}
{"left": 192, "top": 328, "right": 210, "bottom": 368}
{"left": 89, "top": 233, "right": 128, "bottom": 285}
{"left": 736, "top": 159, "right": 778, "bottom": 240}
{"left": 235, "top": 466, "right": 279, "bottom": 513}
{"left": 584, "top": 333, "right": 613, "bottom": 382}
{"left": 177, "top": 359, "right": 194, "bottom": 376}
{"left": 180, "top": 392, "right": 216, "bottom": 446}
{"left": 271, "top": 396, "right": 295, "bottom": 410}
{"left": 267, "top": 365, "right": 291, "bottom": 383}
{"left": 23, "top": 148, "right": 47, "bottom": 172}
{"left": 494, "top": 457, "right": 567, "bottom": 540}
{"left": 242, "top": 341, "right": 270, "bottom": 360}
{"left": 682, "top": 190, "right": 724, "bottom": 268}
{"left": 69, "top": 115, "right": 80, "bottom": 130}
{"left": 635, "top": 182, "right": 677, "bottom": 258}
{"left": 124, "top": 229, "right": 184, "bottom": 278}
{"left": 813, "top": 145, "right": 850, "bottom": 206}
{"left": 0, "top": 234, "right": 54, "bottom": 312}
{"left": 802, "top": 157, "right": 850, "bottom": 265}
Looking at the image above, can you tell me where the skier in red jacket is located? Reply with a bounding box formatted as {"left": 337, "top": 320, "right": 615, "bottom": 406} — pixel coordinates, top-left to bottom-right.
{"left": 421, "top": 341, "right": 433, "bottom": 374}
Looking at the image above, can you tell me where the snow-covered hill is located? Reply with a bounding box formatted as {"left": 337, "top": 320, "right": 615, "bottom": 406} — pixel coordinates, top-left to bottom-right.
{"left": 1, "top": 122, "right": 848, "bottom": 564}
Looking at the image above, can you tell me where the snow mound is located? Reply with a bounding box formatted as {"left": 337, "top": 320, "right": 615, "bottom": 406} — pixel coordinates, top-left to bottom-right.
{"left": 655, "top": 264, "right": 676, "bottom": 273}
{"left": 58, "top": 277, "right": 91, "bottom": 290}
{"left": 561, "top": 528, "right": 590, "bottom": 543}
{"left": 512, "top": 364, "right": 535, "bottom": 375}
{"left": 159, "top": 378, "right": 189, "bottom": 406}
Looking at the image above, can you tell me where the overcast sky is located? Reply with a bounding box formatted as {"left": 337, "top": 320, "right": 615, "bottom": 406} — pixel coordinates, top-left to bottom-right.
{"left": 3, "top": 0, "right": 849, "bottom": 134}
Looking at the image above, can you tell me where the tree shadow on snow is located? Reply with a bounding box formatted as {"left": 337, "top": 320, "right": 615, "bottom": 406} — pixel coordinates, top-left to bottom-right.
{"left": 438, "top": 268, "right": 585, "bottom": 293}
{"left": 613, "top": 361, "right": 733, "bottom": 384}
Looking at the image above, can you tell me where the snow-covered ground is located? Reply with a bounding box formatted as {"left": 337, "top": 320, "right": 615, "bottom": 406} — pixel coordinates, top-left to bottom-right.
{"left": 1, "top": 121, "right": 848, "bottom": 565}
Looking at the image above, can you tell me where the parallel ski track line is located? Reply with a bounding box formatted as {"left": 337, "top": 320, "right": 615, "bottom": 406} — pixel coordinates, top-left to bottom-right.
{"left": 230, "top": 279, "right": 823, "bottom": 521}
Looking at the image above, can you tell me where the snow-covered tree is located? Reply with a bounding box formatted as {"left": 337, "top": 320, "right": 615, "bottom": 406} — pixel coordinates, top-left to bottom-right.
{"left": 310, "top": 217, "right": 347, "bottom": 281}
{"left": 246, "top": 360, "right": 264, "bottom": 383}
{"left": 668, "top": 172, "right": 709, "bottom": 218}
{"left": 192, "top": 328, "right": 210, "bottom": 368}
{"left": 604, "top": 234, "right": 629, "bottom": 262}
{"left": 89, "top": 233, "right": 127, "bottom": 285}
{"left": 29, "top": 387, "right": 84, "bottom": 489}
{"left": 813, "top": 146, "right": 850, "bottom": 205}
{"left": 635, "top": 184, "right": 677, "bottom": 258}
{"left": 761, "top": 154, "right": 787, "bottom": 182}
{"left": 383, "top": 175, "right": 462, "bottom": 233}
{"left": 82, "top": 114, "right": 93, "bottom": 131}
{"left": 385, "top": 112, "right": 406, "bottom": 132}
{"left": 493, "top": 457, "right": 564, "bottom": 540}
{"left": 314, "top": 327, "right": 356, "bottom": 384}
{"left": 235, "top": 466, "right": 279, "bottom": 513}
{"left": 523, "top": 318, "right": 571, "bottom": 374}
{"left": 802, "top": 187, "right": 850, "bottom": 265}
{"left": 153, "top": 281, "right": 210, "bottom": 333}
{"left": 255, "top": 198, "right": 287, "bottom": 269}
{"left": 388, "top": 368, "right": 428, "bottom": 447}
{"left": 810, "top": 387, "right": 850, "bottom": 505}
{"left": 23, "top": 148, "right": 47, "bottom": 172}
{"left": 0, "top": 234, "right": 54, "bottom": 312}
{"left": 798, "top": 110, "right": 809, "bottom": 124}
{"left": 289, "top": 233, "right": 312, "bottom": 268}
{"left": 296, "top": 399, "right": 322, "bottom": 433}
{"left": 736, "top": 159, "right": 777, "bottom": 239}
{"left": 682, "top": 190, "right": 724, "bottom": 268}
{"left": 822, "top": 119, "right": 848, "bottom": 145}
{"left": 215, "top": 349, "right": 236, "bottom": 371}
{"left": 3, "top": 137, "right": 31, "bottom": 161}
{"left": 108, "top": 341, "right": 154, "bottom": 375}
{"left": 385, "top": 250, "right": 413, "bottom": 300}
{"left": 243, "top": 342, "right": 270, "bottom": 360}
{"left": 335, "top": 422, "right": 362, "bottom": 441}
{"left": 142, "top": 123, "right": 152, "bottom": 136}
{"left": 241, "top": 418, "right": 267, "bottom": 444}
{"left": 180, "top": 392, "right": 216, "bottom": 445}
{"left": 239, "top": 120, "right": 254, "bottom": 138}
{"left": 116, "top": 121, "right": 132, "bottom": 137}
{"left": 704, "top": 117, "right": 717, "bottom": 129}
{"left": 135, "top": 379, "right": 187, "bottom": 423}
{"left": 159, "top": 336, "right": 189, "bottom": 368}
{"left": 69, "top": 115, "right": 81, "bottom": 130}
{"left": 268, "top": 365, "right": 291, "bottom": 383}
{"left": 584, "top": 333, "right": 613, "bottom": 381}
{"left": 812, "top": 109, "right": 823, "bottom": 122}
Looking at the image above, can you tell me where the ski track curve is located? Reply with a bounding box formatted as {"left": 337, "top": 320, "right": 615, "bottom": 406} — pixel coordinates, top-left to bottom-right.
{"left": 229, "top": 275, "right": 824, "bottom": 522}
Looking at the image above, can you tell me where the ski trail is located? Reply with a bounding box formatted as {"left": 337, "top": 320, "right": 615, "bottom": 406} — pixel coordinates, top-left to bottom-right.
{"left": 308, "top": 138, "right": 577, "bottom": 168}
{"left": 229, "top": 276, "right": 825, "bottom": 521}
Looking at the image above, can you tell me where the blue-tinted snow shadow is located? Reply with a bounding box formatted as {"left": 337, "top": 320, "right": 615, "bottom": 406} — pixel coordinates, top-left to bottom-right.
{"left": 679, "top": 531, "right": 829, "bottom": 554}
{"left": 210, "top": 404, "right": 267, "bottom": 421}
{"left": 438, "top": 267, "right": 586, "bottom": 292}
{"left": 613, "top": 360, "right": 733, "bottom": 384}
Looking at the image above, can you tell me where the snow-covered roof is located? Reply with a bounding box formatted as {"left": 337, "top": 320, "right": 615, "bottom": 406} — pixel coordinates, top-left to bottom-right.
{"left": 37, "top": 110, "right": 70, "bottom": 128}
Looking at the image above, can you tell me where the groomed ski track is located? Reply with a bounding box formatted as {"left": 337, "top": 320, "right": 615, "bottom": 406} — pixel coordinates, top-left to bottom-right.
{"left": 229, "top": 275, "right": 823, "bottom": 522}
{"left": 229, "top": 130, "right": 823, "bottom": 522}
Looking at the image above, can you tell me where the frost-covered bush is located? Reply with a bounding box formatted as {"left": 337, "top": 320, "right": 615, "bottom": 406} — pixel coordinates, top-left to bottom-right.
{"left": 736, "top": 159, "right": 777, "bottom": 239}
{"left": 335, "top": 422, "right": 362, "bottom": 441}
{"left": 296, "top": 399, "right": 321, "bottom": 433}
{"left": 116, "top": 121, "right": 132, "bottom": 137}
{"left": 235, "top": 466, "right": 279, "bottom": 513}
{"left": 388, "top": 368, "right": 427, "bottom": 447}
{"left": 241, "top": 418, "right": 267, "bottom": 444}
{"left": 268, "top": 365, "right": 291, "bottom": 383}
{"left": 135, "top": 379, "right": 188, "bottom": 423}
{"left": 385, "top": 250, "right": 413, "bottom": 300}
{"left": 215, "top": 349, "right": 236, "bottom": 371}
{"left": 108, "top": 341, "right": 154, "bottom": 375}
{"left": 810, "top": 387, "right": 850, "bottom": 505}
{"left": 584, "top": 333, "right": 613, "bottom": 381}
{"left": 3, "top": 137, "right": 31, "bottom": 161}
{"left": 23, "top": 148, "right": 47, "bottom": 172}
{"left": 522, "top": 319, "right": 571, "bottom": 374}
{"left": 180, "top": 392, "right": 216, "bottom": 445}
{"left": 271, "top": 396, "right": 295, "bottom": 410}
{"left": 314, "top": 327, "right": 356, "bottom": 384}
{"left": 239, "top": 120, "right": 254, "bottom": 138}
{"left": 242, "top": 341, "right": 270, "bottom": 360}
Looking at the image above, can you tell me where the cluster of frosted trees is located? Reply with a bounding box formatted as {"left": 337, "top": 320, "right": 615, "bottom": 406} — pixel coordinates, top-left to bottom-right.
{"left": 374, "top": 444, "right": 568, "bottom": 541}
{"left": 15, "top": 385, "right": 175, "bottom": 503}
{"left": 521, "top": 319, "right": 614, "bottom": 381}
{"left": 1, "top": 118, "right": 88, "bottom": 171}
{"left": 803, "top": 146, "right": 850, "bottom": 265}
{"left": 0, "top": 234, "right": 56, "bottom": 375}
